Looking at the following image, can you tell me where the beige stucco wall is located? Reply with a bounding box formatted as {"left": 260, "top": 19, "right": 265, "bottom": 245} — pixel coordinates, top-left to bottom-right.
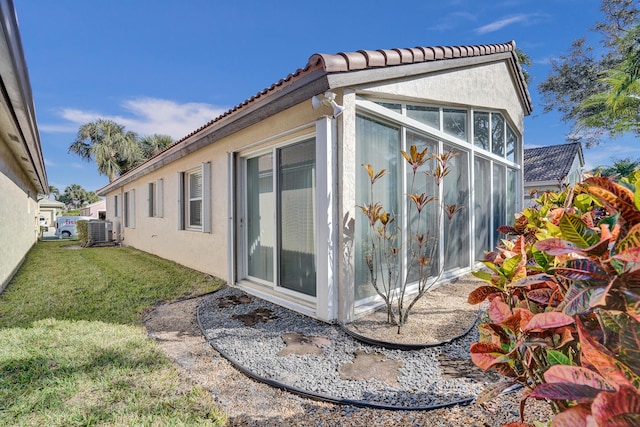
{"left": 104, "top": 101, "right": 320, "bottom": 279}
{"left": 358, "top": 61, "right": 526, "bottom": 133}
{"left": 0, "top": 153, "right": 39, "bottom": 291}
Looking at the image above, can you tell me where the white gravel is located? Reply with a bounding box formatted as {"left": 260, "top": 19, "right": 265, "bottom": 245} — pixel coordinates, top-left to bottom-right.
{"left": 198, "top": 287, "right": 498, "bottom": 409}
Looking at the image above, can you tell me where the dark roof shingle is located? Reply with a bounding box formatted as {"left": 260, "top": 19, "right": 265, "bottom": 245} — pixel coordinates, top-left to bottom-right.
{"left": 524, "top": 142, "right": 584, "bottom": 183}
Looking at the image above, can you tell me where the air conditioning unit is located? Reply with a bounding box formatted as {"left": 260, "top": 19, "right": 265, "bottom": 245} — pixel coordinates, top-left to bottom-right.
{"left": 88, "top": 220, "right": 113, "bottom": 243}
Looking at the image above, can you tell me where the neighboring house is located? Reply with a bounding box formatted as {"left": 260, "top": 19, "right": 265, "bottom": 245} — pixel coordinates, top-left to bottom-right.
{"left": 523, "top": 142, "right": 584, "bottom": 206}
{"left": 79, "top": 199, "right": 107, "bottom": 220}
{"left": 38, "top": 198, "right": 66, "bottom": 228}
{"left": 0, "top": 0, "right": 48, "bottom": 291}
{"left": 98, "top": 41, "right": 532, "bottom": 323}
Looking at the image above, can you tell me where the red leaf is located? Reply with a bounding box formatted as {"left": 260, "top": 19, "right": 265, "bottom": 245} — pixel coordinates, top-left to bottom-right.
{"left": 489, "top": 298, "right": 512, "bottom": 323}
{"left": 535, "top": 238, "right": 585, "bottom": 256}
{"left": 554, "top": 327, "right": 576, "bottom": 349}
{"left": 511, "top": 273, "right": 557, "bottom": 288}
{"left": 551, "top": 404, "right": 592, "bottom": 427}
{"left": 613, "top": 247, "right": 640, "bottom": 264}
{"left": 592, "top": 386, "right": 640, "bottom": 427}
{"left": 551, "top": 259, "right": 610, "bottom": 283}
{"left": 523, "top": 312, "right": 575, "bottom": 332}
{"left": 577, "top": 318, "right": 636, "bottom": 390}
{"left": 527, "top": 288, "right": 555, "bottom": 305}
{"left": 620, "top": 316, "right": 640, "bottom": 378}
{"left": 529, "top": 382, "right": 602, "bottom": 403}
{"left": 561, "top": 282, "right": 599, "bottom": 316}
{"left": 543, "top": 365, "right": 614, "bottom": 392}
{"left": 584, "top": 177, "right": 640, "bottom": 227}
{"left": 468, "top": 285, "right": 501, "bottom": 304}
{"left": 469, "top": 342, "right": 510, "bottom": 370}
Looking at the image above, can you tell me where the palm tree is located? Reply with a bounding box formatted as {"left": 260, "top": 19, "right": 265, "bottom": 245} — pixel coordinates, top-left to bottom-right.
{"left": 48, "top": 185, "right": 60, "bottom": 200}
{"left": 69, "top": 119, "right": 141, "bottom": 182}
{"left": 138, "top": 134, "right": 173, "bottom": 161}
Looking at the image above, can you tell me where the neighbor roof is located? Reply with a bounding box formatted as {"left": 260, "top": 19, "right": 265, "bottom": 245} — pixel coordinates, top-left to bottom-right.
{"left": 99, "top": 40, "right": 531, "bottom": 195}
{"left": 524, "top": 142, "right": 584, "bottom": 183}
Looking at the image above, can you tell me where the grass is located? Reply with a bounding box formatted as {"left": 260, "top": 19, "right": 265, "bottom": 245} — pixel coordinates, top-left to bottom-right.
{"left": 0, "top": 240, "right": 227, "bottom": 426}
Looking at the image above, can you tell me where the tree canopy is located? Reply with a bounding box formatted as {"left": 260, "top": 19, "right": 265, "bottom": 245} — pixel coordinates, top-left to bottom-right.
{"left": 69, "top": 119, "right": 173, "bottom": 182}
{"left": 538, "top": 0, "right": 640, "bottom": 147}
{"left": 57, "top": 184, "right": 101, "bottom": 209}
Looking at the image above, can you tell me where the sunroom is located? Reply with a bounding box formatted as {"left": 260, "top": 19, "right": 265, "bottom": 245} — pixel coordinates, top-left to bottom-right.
{"left": 98, "top": 41, "right": 531, "bottom": 325}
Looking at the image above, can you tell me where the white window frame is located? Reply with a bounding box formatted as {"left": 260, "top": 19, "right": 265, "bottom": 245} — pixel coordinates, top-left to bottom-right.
{"left": 179, "top": 163, "right": 211, "bottom": 232}
{"left": 114, "top": 194, "right": 120, "bottom": 217}
{"left": 148, "top": 179, "right": 164, "bottom": 218}
{"left": 124, "top": 189, "right": 135, "bottom": 228}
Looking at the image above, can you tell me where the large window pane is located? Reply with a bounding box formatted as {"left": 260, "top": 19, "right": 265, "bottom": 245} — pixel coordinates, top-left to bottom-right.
{"left": 355, "top": 115, "right": 400, "bottom": 300}
{"left": 247, "top": 153, "right": 274, "bottom": 282}
{"left": 443, "top": 145, "right": 470, "bottom": 270}
{"left": 443, "top": 109, "right": 467, "bottom": 141}
{"left": 474, "top": 156, "right": 491, "bottom": 261}
{"left": 375, "top": 101, "right": 402, "bottom": 113}
{"left": 493, "top": 164, "right": 506, "bottom": 246}
{"left": 406, "top": 130, "right": 438, "bottom": 283}
{"left": 507, "top": 168, "right": 517, "bottom": 227}
{"left": 491, "top": 113, "right": 505, "bottom": 157}
{"left": 278, "top": 139, "right": 316, "bottom": 297}
{"left": 506, "top": 125, "right": 517, "bottom": 162}
{"left": 473, "top": 112, "right": 490, "bottom": 150}
{"left": 407, "top": 105, "right": 439, "bottom": 129}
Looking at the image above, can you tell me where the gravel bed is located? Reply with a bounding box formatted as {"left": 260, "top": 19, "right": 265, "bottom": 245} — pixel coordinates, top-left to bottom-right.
{"left": 198, "top": 286, "right": 498, "bottom": 409}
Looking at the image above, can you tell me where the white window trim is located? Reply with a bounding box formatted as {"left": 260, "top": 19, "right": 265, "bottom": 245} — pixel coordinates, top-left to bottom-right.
{"left": 147, "top": 179, "right": 164, "bottom": 218}
{"left": 179, "top": 163, "right": 211, "bottom": 232}
{"left": 124, "top": 189, "right": 135, "bottom": 228}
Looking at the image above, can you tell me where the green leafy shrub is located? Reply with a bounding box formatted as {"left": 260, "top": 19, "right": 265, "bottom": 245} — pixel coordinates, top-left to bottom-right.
{"left": 468, "top": 172, "right": 640, "bottom": 426}
{"left": 76, "top": 219, "right": 90, "bottom": 247}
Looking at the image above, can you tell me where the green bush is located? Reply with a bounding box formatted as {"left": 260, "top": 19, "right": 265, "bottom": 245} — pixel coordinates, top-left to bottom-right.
{"left": 76, "top": 219, "right": 90, "bottom": 247}
{"left": 468, "top": 172, "right": 640, "bottom": 426}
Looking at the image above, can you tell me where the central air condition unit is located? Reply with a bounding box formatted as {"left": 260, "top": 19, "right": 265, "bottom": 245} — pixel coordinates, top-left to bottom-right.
{"left": 88, "top": 220, "right": 113, "bottom": 243}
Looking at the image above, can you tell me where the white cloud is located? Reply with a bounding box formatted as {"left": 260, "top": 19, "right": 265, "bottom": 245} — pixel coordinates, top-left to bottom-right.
{"left": 475, "top": 14, "right": 528, "bottom": 34}
{"left": 43, "top": 97, "right": 228, "bottom": 140}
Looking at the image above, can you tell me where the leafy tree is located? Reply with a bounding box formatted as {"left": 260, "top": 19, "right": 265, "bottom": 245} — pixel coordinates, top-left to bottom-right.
{"left": 516, "top": 48, "right": 532, "bottom": 84}
{"left": 85, "top": 191, "right": 101, "bottom": 204}
{"left": 58, "top": 184, "right": 90, "bottom": 209}
{"left": 138, "top": 134, "right": 173, "bottom": 161}
{"left": 69, "top": 120, "right": 174, "bottom": 181}
{"left": 48, "top": 185, "right": 60, "bottom": 200}
{"left": 538, "top": 0, "right": 640, "bottom": 147}
{"left": 592, "top": 156, "right": 640, "bottom": 178}
{"left": 69, "top": 119, "right": 141, "bottom": 182}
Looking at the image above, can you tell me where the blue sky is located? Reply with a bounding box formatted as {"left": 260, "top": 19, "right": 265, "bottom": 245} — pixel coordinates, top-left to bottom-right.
{"left": 14, "top": 0, "right": 640, "bottom": 193}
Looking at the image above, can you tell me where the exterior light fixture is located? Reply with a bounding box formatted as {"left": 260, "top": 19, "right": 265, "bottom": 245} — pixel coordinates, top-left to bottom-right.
{"left": 311, "top": 91, "right": 344, "bottom": 118}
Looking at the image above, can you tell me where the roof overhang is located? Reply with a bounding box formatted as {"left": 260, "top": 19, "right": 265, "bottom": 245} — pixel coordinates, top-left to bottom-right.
{"left": 0, "top": 0, "right": 47, "bottom": 195}
{"left": 99, "top": 41, "right": 532, "bottom": 196}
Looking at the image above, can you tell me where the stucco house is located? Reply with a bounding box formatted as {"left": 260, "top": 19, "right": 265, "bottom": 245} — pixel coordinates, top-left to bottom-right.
{"left": 98, "top": 41, "right": 532, "bottom": 323}
{"left": 38, "top": 198, "right": 66, "bottom": 228}
{"left": 0, "top": 0, "right": 48, "bottom": 291}
{"left": 79, "top": 199, "right": 107, "bottom": 219}
{"left": 523, "top": 142, "right": 584, "bottom": 206}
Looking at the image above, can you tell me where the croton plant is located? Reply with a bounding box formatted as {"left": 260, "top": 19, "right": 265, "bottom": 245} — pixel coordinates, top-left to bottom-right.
{"left": 468, "top": 172, "right": 640, "bottom": 427}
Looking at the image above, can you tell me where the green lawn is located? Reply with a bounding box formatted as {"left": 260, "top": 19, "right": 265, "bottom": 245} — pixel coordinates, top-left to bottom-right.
{"left": 0, "top": 240, "right": 227, "bottom": 426}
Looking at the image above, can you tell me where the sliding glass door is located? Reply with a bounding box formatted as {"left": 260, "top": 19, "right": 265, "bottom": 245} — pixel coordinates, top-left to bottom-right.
{"left": 244, "top": 139, "right": 317, "bottom": 297}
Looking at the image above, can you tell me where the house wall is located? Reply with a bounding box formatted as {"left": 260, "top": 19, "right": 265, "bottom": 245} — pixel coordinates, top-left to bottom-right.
{"left": 101, "top": 56, "right": 527, "bottom": 323}
{"left": 104, "top": 102, "right": 319, "bottom": 281}
{"left": 358, "top": 61, "right": 526, "bottom": 134}
{"left": 79, "top": 200, "right": 106, "bottom": 218}
{"left": 0, "top": 153, "right": 39, "bottom": 292}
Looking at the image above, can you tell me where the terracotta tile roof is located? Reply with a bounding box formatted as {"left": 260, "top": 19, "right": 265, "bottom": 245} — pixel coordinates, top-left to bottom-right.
{"left": 99, "top": 40, "right": 530, "bottom": 194}
{"left": 176, "top": 40, "right": 529, "bottom": 147}
{"left": 524, "top": 142, "right": 584, "bottom": 183}
{"left": 309, "top": 42, "right": 518, "bottom": 72}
